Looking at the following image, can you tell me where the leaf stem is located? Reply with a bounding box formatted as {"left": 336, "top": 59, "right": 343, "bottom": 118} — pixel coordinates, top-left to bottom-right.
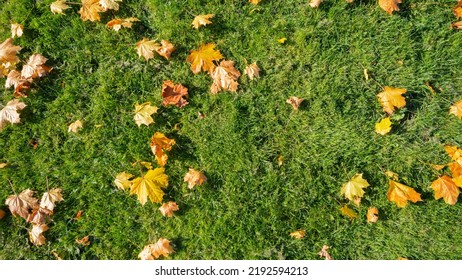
{"left": 137, "top": 161, "right": 144, "bottom": 177}
{"left": 8, "top": 179, "right": 17, "bottom": 195}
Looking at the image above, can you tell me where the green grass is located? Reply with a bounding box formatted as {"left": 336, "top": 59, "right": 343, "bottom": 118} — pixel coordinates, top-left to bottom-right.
{"left": 1, "top": 0, "right": 462, "bottom": 260}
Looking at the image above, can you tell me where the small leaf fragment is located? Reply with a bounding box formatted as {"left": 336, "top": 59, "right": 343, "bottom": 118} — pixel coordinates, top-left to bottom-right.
{"left": 449, "top": 100, "right": 462, "bottom": 119}
{"left": 184, "top": 168, "right": 207, "bottom": 189}
{"left": 0, "top": 209, "right": 5, "bottom": 220}
{"left": 107, "top": 17, "right": 139, "bottom": 31}
{"left": 244, "top": 63, "right": 260, "bottom": 80}
{"left": 11, "top": 23, "right": 23, "bottom": 38}
{"left": 289, "top": 230, "right": 306, "bottom": 239}
{"left": 138, "top": 238, "right": 174, "bottom": 260}
{"left": 317, "top": 245, "right": 332, "bottom": 260}
{"left": 192, "top": 14, "right": 214, "bottom": 29}
{"left": 68, "top": 120, "right": 83, "bottom": 133}
{"left": 367, "top": 207, "right": 379, "bottom": 223}
{"left": 340, "top": 205, "right": 358, "bottom": 219}
{"left": 76, "top": 235, "right": 91, "bottom": 246}
{"left": 375, "top": 117, "right": 392, "bottom": 135}
{"left": 277, "top": 38, "right": 287, "bottom": 44}
{"left": 29, "top": 224, "right": 48, "bottom": 246}
{"left": 150, "top": 132, "right": 175, "bottom": 167}
{"left": 159, "top": 201, "right": 179, "bottom": 217}
{"left": 114, "top": 172, "right": 134, "bottom": 190}
{"left": 309, "top": 0, "right": 323, "bottom": 8}
{"left": 286, "top": 96, "right": 304, "bottom": 110}
{"left": 99, "top": 0, "right": 121, "bottom": 11}
{"left": 249, "top": 0, "right": 262, "bottom": 4}
{"left": 155, "top": 40, "right": 175, "bottom": 60}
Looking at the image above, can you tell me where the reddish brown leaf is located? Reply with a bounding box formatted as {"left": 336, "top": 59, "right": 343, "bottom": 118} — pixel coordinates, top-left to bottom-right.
{"left": 161, "top": 80, "right": 189, "bottom": 108}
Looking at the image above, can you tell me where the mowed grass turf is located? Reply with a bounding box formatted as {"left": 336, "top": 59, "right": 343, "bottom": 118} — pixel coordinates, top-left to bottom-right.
{"left": 1, "top": 0, "right": 462, "bottom": 259}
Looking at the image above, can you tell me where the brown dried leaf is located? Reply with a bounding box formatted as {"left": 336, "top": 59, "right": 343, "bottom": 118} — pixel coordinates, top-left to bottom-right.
{"left": 244, "top": 63, "right": 260, "bottom": 80}
{"left": 453, "top": 21, "right": 462, "bottom": 29}
{"left": 184, "top": 168, "right": 207, "bottom": 189}
{"left": 161, "top": 80, "right": 189, "bottom": 108}
{"left": 11, "top": 23, "right": 23, "bottom": 38}
{"left": 0, "top": 38, "right": 22, "bottom": 65}
{"left": 155, "top": 40, "right": 175, "bottom": 60}
{"left": 29, "top": 224, "right": 48, "bottom": 246}
{"left": 79, "top": 0, "right": 104, "bottom": 22}
{"left": 0, "top": 209, "right": 5, "bottom": 220}
{"left": 26, "top": 207, "right": 52, "bottom": 225}
{"left": 74, "top": 210, "right": 83, "bottom": 220}
{"left": 99, "top": 0, "right": 121, "bottom": 11}
{"left": 107, "top": 17, "right": 139, "bottom": 31}
{"left": 367, "top": 207, "right": 379, "bottom": 223}
{"left": 317, "top": 245, "right": 332, "bottom": 260}
{"left": 286, "top": 96, "right": 304, "bottom": 110}
{"left": 0, "top": 99, "right": 26, "bottom": 132}
{"left": 159, "top": 201, "right": 179, "bottom": 217}
{"left": 138, "top": 238, "right": 174, "bottom": 260}
{"left": 40, "top": 188, "right": 64, "bottom": 212}
{"left": 76, "top": 235, "right": 91, "bottom": 246}
{"left": 210, "top": 60, "right": 241, "bottom": 94}
{"left": 21, "top": 54, "right": 52, "bottom": 80}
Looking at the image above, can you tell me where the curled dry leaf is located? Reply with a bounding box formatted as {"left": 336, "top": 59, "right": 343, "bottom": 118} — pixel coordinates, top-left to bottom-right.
{"left": 387, "top": 179, "right": 422, "bottom": 208}
{"left": 79, "top": 0, "right": 104, "bottom": 22}
{"left": 0, "top": 38, "right": 22, "bottom": 64}
{"left": 210, "top": 60, "right": 241, "bottom": 94}
{"left": 50, "top": 0, "right": 71, "bottom": 14}
{"left": 40, "top": 188, "right": 64, "bottom": 212}
{"left": 375, "top": 117, "right": 392, "bottom": 135}
{"left": 318, "top": 245, "right": 332, "bottom": 260}
{"left": 138, "top": 238, "right": 174, "bottom": 260}
{"left": 192, "top": 14, "right": 214, "bottom": 29}
{"left": 150, "top": 132, "right": 175, "bottom": 167}
{"left": 107, "top": 17, "right": 139, "bottom": 31}
{"left": 378, "top": 0, "right": 401, "bottom": 15}
{"left": 114, "top": 172, "right": 134, "bottom": 190}
{"left": 244, "top": 63, "right": 260, "bottom": 80}
{"left": 159, "top": 201, "right": 179, "bottom": 217}
{"left": 21, "top": 54, "right": 52, "bottom": 80}
{"left": 286, "top": 96, "right": 304, "bottom": 110}
{"left": 133, "top": 102, "right": 158, "bottom": 127}
{"left": 377, "top": 86, "right": 406, "bottom": 114}
{"left": 449, "top": 100, "right": 462, "bottom": 119}
{"left": 99, "top": 0, "right": 121, "bottom": 11}
{"left": 5, "top": 189, "right": 38, "bottom": 219}
{"left": 11, "top": 23, "right": 23, "bottom": 38}
{"left": 162, "top": 80, "right": 189, "bottom": 108}
{"left": 130, "top": 168, "right": 168, "bottom": 205}
{"left": 453, "top": 21, "right": 462, "bottom": 30}
{"left": 186, "top": 43, "right": 223, "bottom": 74}
{"left": 26, "top": 207, "right": 52, "bottom": 225}
{"left": 367, "top": 207, "right": 379, "bottom": 223}
{"left": 289, "top": 230, "right": 306, "bottom": 239}
{"left": 431, "top": 175, "right": 460, "bottom": 205}
{"left": 341, "top": 173, "right": 370, "bottom": 204}
{"left": 68, "top": 120, "right": 83, "bottom": 133}
{"left": 184, "top": 169, "right": 207, "bottom": 189}
{"left": 29, "top": 224, "right": 48, "bottom": 246}
{"left": 0, "top": 99, "right": 27, "bottom": 132}
{"left": 309, "top": 0, "right": 323, "bottom": 8}
{"left": 277, "top": 155, "right": 283, "bottom": 166}
{"left": 135, "top": 38, "right": 160, "bottom": 61}
{"left": 340, "top": 205, "right": 358, "bottom": 219}
{"left": 76, "top": 235, "right": 91, "bottom": 246}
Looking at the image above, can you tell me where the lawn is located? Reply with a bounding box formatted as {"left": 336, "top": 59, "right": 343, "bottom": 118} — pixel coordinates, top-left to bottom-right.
{"left": 1, "top": 0, "right": 462, "bottom": 260}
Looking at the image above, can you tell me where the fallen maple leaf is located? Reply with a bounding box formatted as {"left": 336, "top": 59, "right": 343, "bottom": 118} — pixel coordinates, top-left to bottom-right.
{"left": 155, "top": 40, "right": 175, "bottom": 60}
{"left": 286, "top": 96, "right": 304, "bottom": 110}
{"left": 184, "top": 168, "right": 207, "bottom": 189}
{"left": 114, "top": 172, "right": 134, "bottom": 190}
{"left": 186, "top": 43, "right": 223, "bottom": 74}
{"left": 79, "top": 0, "right": 104, "bottom": 22}
{"left": 159, "top": 201, "right": 179, "bottom": 217}
{"left": 11, "top": 23, "right": 23, "bottom": 38}
{"left": 0, "top": 99, "right": 27, "bottom": 132}
{"left": 26, "top": 207, "right": 52, "bottom": 225}
{"left": 309, "top": 0, "right": 323, "bottom": 8}
{"left": 40, "top": 188, "right": 64, "bottom": 212}
{"left": 317, "top": 245, "right": 332, "bottom": 260}
{"left": 244, "top": 63, "right": 260, "bottom": 80}
{"left": 340, "top": 205, "right": 358, "bottom": 219}
{"left": 5, "top": 189, "right": 38, "bottom": 219}
{"left": 448, "top": 162, "right": 462, "bottom": 178}
{"left": 377, "top": 86, "right": 406, "bottom": 114}
{"left": 375, "top": 117, "right": 392, "bottom": 135}
{"left": 192, "top": 14, "right": 214, "bottom": 29}
{"left": 76, "top": 235, "right": 91, "bottom": 246}
{"left": 29, "top": 223, "right": 48, "bottom": 246}
{"left": 367, "top": 207, "right": 379, "bottom": 223}
{"left": 453, "top": 0, "right": 462, "bottom": 18}
{"left": 68, "top": 120, "right": 83, "bottom": 133}
{"left": 453, "top": 21, "right": 462, "bottom": 29}
{"left": 289, "top": 230, "right": 306, "bottom": 239}
{"left": 133, "top": 102, "right": 158, "bottom": 127}
{"left": 341, "top": 173, "right": 370, "bottom": 204}
{"left": 130, "top": 168, "right": 168, "bottom": 205}
{"left": 100, "top": 0, "right": 121, "bottom": 11}
{"left": 107, "top": 17, "right": 139, "bottom": 31}
{"left": 50, "top": 0, "right": 71, "bottom": 14}
{"left": 150, "top": 132, "right": 175, "bottom": 167}
{"left": 379, "top": 0, "right": 401, "bottom": 15}
{"left": 162, "top": 80, "right": 189, "bottom": 108}
{"left": 0, "top": 38, "right": 22, "bottom": 64}
{"left": 387, "top": 179, "right": 422, "bottom": 208}
{"left": 449, "top": 100, "right": 462, "bottom": 119}
{"left": 21, "top": 54, "right": 52, "bottom": 80}
{"left": 431, "top": 175, "right": 460, "bottom": 205}
{"left": 5, "top": 70, "right": 22, "bottom": 89}
{"left": 135, "top": 38, "right": 161, "bottom": 61}
{"left": 210, "top": 60, "right": 241, "bottom": 94}
{"left": 138, "top": 238, "right": 174, "bottom": 260}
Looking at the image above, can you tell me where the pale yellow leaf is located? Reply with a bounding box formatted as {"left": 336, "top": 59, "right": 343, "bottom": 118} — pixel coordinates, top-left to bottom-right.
{"left": 309, "top": 0, "right": 323, "bottom": 8}
{"left": 289, "top": 229, "right": 306, "bottom": 239}
{"left": 50, "top": 0, "right": 71, "bottom": 14}
{"left": 11, "top": 23, "right": 23, "bottom": 38}
{"left": 286, "top": 96, "right": 304, "bottom": 110}
{"left": 99, "top": 0, "right": 121, "bottom": 11}
{"left": 133, "top": 102, "right": 158, "bottom": 127}
{"left": 29, "top": 224, "right": 48, "bottom": 246}
{"left": 40, "top": 188, "right": 63, "bottom": 212}
{"left": 0, "top": 38, "right": 22, "bottom": 64}
{"left": 135, "top": 38, "right": 161, "bottom": 61}
{"left": 0, "top": 99, "right": 26, "bottom": 132}
{"left": 244, "top": 63, "right": 260, "bottom": 80}
{"left": 341, "top": 173, "right": 370, "bottom": 203}
{"left": 317, "top": 245, "right": 332, "bottom": 260}
{"left": 192, "top": 14, "right": 214, "bottom": 29}
{"left": 68, "top": 120, "right": 83, "bottom": 133}
{"left": 375, "top": 117, "right": 392, "bottom": 135}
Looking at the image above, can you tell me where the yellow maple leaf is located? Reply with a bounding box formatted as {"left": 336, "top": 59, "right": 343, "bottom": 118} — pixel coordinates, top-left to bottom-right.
{"left": 367, "top": 207, "right": 379, "bottom": 223}
{"left": 431, "top": 175, "right": 460, "bottom": 205}
{"left": 244, "top": 63, "right": 260, "bottom": 80}
{"left": 130, "top": 168, "right": 168, "bottom": 205}
{"left": 114, "top": 172, "right": 134, "bottom": 190}
{"left": 135, "top": 38, "right": 161, "bottom": 61}
{"left": 375, "top": 117, "right": 392, "bottom": 135}
{"left": 50, "top": 0, "right": 71, "bottom": 14}
{"left": 11, "top": 23, "right": 23, "bottom": 38}
{"left": 309, "top": 0, "right": 323, "bottom": 8}
{"left": 186, "top": 43, "right": 223, "bottom": 74}
{"left": 210, "top": 60, "right": 241, "bottom": 94}
{"left": 387, "top": 179, "right": 422, "bottom": 208}
{"left": 192, "top": 14, "right": 214, "bottom": 29}
{"left": 249, "top": 0, "right": 261, "bottom": 4}
{"left": 289, "top": 229, "right": 306, "bottom": 239}
{"left": 79, "top": 0, "right": 104, "bottom": 22}
{"left": 158, "top": 201, "right": 179, "bottom": 217}
{"left": 68, "top": 120, "right": 83, "bottom": 133}
{"left": 133, "top": 102, "right": 158, "bottom": 127}
{"left": 377, "top": 86, "right": 406, "bottom": 114}
{"left": 340, "top": 205, "right": 358, "bottom": 219}
{"left": 184, "top": 168, "right": 207, "bottom": 189}
{"left": 449, "top": 100, "right": 462, "bottom": 119}
{"left": 0, "top": 38, "right": 22, "bottom": 65}
{"left": 341, "top": 173, "right": 370, "bottom": 203}
{"left": 378, "top": 0, "right": 401, "bottom": 15}
{"left": 107, "top": 17, "right": 139, "bottom": 31}
{"left": 150, "top": 132, "right": 175, "bottom": 167}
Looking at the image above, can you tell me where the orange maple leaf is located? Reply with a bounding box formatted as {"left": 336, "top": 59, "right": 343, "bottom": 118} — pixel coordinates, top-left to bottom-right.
{"left": 192, "top": 14, "right": 214, "bottom": 29}
{"left": 184, "top": 168, "right": 207, "bottom": 189}
{"left": 379, "top": 0, "right": 401, "bottom": 15}
{"left": 79, "top": 0, "right": 104, "bottom": 22}
{"left": 387, "top": 179, "right": 422, "bottom": 208}
{"left": 161, "top": 80, "right": 189, "bottom": 108}
{"left": 367, "top": 207, "right": 379, "bottom": 223}
{"left": 453, "top": 0, "right": 462, "bottom": 18}
{"left": 150, "top": 132, "right": 175, "bottom": 167}
{"left": 155, "top": 40, "right": 175, "bottom": 60}
{"left": 377, "top": 86, "right": 406, "bottom": 114}
{"left": 186, "top": 43, "right": 223, "bottom": 74}
{"left": 431, "top": 175, "right": 460, "bottom": 205}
